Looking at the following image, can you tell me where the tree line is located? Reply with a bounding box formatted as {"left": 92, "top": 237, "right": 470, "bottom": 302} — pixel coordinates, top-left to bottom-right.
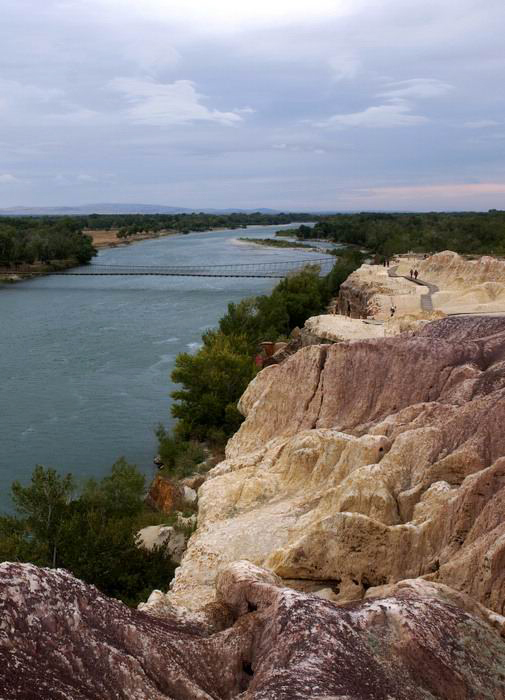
{"left": 289, "top": 210, "right": 505, "bottom": 258}
{"left": 0, "top": 211, "right": 316, "bottom": 265}
{"left": 0, "top": 217, "right": 96, "bottom": 267}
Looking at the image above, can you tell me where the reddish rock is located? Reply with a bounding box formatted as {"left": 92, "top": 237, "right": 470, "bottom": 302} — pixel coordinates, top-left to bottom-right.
{"left": 145, "top": 474, "right": 183, "bottom": 513}
{"left": 1, "top": 561, "right": 505, "bottom": 699}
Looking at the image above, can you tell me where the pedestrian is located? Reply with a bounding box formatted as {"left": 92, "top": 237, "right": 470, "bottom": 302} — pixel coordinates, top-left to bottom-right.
{"left": 410, "top": 268, "right": 414, "bottom": 279}
{"left": 414, "top": 269, "right": 419, "bottom": 280}
{"left": 390, "top": 303, "right": 396, "bottom": 318}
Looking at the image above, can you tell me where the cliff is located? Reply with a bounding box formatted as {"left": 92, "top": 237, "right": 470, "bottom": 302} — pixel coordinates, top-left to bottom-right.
{"left": 338, "top": 251, "right": 505, "bottom": 318}
{"left": 168, "top": 316, "right": 505, "bottom": 617}
{"left": 3, "top": 255, "right": 505, "bottom": 698}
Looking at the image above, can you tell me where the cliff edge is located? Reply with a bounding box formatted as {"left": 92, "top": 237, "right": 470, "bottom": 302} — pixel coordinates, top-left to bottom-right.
{"left": 167, "top": 316, "right": 505, "bottom": 618}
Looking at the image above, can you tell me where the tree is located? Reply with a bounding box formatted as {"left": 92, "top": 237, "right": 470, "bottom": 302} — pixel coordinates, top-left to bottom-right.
{"left": 0, "top": 461, "right": 175, "bottom": 606}
{"left": 11, "top": 466, "right": 74, "bottom": 567}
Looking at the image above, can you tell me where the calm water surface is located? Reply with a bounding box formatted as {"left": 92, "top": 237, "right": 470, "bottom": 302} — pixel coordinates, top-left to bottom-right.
{"left": 0, "top": 224, "right": 329, "bottom": 510}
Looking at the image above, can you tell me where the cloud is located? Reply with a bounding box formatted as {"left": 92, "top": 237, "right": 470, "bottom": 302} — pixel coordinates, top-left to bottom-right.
{"left": 1, "top": 0, "right": 504, "bottom": 209}
{"left": 85, "top": 0, "right": 357, "bottom": 32}
{"left": 314, "top": 77, "right": 453, "bottom": 129}
{"left": 0, "top": 174, "right": 19, "bottom": 184}
{"left": 315, "top": 99, "right": 428, "bottom": 128}
{"left": 110, "top": 78, "right": 244, "bottom": 126}
{"left": 363, "top": 182, "right": 505, "bottom": 200}
{"left": 378, "top": 78, "right": 453, "bottom": 100}
{"left": 329, "top": 54, "right": 359, "bottom": 81}
{"left": 464, "top": 120, "right": 500, "bottom": 129}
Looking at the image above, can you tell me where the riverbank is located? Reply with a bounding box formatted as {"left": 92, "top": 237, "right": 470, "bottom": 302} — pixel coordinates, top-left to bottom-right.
{"left": 0, "top": 258, "right": 85, "bottom": 284}
{"left": 0, "top": 228, "right": 238, "bottom": 283}
{"left": 87, "top": 228, "right": 180, "bottom": 249}
{"left": 237, "top": 236, "right": 319, "bottom": 251}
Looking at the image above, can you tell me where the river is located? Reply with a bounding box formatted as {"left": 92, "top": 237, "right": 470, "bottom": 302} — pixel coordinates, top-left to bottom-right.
{"left": 0, "top": 224, "right": 332, "bottom": 511}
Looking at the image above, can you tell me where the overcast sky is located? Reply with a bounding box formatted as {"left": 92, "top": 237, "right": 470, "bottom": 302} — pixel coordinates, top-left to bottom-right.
{"left": 1, "top": 0, "right": 504, "bottom": 211}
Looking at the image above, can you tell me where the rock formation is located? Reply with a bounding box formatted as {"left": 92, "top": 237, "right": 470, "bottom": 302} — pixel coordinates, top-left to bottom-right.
{"left": 338, "top": 263, "right": 421, "bottom": 318}
{"left": 339, "top": 251, "right": 505, "bottom": 319}
{"left": 136, "top": 524, "right": 188, "bottom": 563}
{"left": 168, "top": 316, "right": 505, "bottom": 618}
{"left": 2, "top": 561, "right": 505, "bottom": 699}
{"left": 4, "top": 257, "right": 505, "bottom": 698}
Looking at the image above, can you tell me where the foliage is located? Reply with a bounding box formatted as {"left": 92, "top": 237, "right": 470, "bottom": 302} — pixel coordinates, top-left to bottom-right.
{"left": 290, "top": 210, "right": 505, "bottom": 257}
{"left": 0, "top": 211, "right": 318, "bottom": 267}
{"left": 167, "top": 255, "right": 362, "bottom": 445}
{"left": 171, "top": 332, "right": 257, "bottom": 440}
{"left": 0, "top": 460, "right": 174, "bottom": 606}
{"left": 155, "top": 425, "right": 206, "bottom": 479}
{"left": 10, "top": 465, "right": 74, "bottom": 567}
{"left": 0, "top": 217, "right": 96, "bottom": 267}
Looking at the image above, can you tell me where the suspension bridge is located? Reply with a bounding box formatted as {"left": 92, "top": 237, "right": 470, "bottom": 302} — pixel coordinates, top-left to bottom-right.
{"left": 1, "top": 257, "right": 335, "bottom": 279}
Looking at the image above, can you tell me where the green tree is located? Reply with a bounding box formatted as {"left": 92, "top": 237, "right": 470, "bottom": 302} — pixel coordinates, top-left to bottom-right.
{"left": 10, "top": 466, "right": 74, "bottom": 567}
{"left": 0, "top": 461, "right": 175, "bottom": 606}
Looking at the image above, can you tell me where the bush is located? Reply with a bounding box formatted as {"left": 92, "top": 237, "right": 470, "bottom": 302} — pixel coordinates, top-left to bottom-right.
{"left": 167, "top": 260, "right": 361, "bottom": 446}
{"left": 155, "top": 425, "right": 206, "bottom": 478}
{"left": 0, "top": 461, "right": 175, "bottom": 606}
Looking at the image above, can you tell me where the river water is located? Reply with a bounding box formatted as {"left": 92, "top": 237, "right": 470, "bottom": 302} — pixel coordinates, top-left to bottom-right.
{"left": 0, "top": 224, "right": 331, "bottom": 511}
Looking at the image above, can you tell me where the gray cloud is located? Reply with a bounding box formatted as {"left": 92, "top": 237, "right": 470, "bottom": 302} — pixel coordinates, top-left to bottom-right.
{"left": 0, "top": 0, "right": 504, "bottom": 210}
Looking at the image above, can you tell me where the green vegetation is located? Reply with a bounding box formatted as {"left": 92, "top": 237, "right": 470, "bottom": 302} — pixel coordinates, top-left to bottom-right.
{"left": 287, "top": 211, "right": 505, "bottom": 257}
{"left": 0, "top": 211, "right": 315, "bottom": 266}
{"left": 0, "top": 217, "right": 96, "bottom": 267}
{"left": 0, "top": 460, "right": 174, "bottom": 606}
{"left": 161, "top": 251, "right": 362, "bottom": 450}
{"left": 73, "top": 211, "right": 314, "bottom": 236}
{"left": 155, "top": 425, "right": 206, "bottom": 479}
{"left": 238, "top": 237, "right": 316, "bottom": 250}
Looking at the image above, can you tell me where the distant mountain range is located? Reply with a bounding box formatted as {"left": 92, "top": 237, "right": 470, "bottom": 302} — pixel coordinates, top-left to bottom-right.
{"left": 0, "top": 203, "right": 285, "bottom": 216}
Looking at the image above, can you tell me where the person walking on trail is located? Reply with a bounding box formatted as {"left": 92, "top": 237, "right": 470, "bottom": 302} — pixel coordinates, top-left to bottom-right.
{"left": 414, "top": 269, "right": 419, "bottom": 280}
{"left": 390, "top": 303, "right": 396, "bottom": 318}
{"left": 410, "top": 268, "right": 414, "bottom": 279}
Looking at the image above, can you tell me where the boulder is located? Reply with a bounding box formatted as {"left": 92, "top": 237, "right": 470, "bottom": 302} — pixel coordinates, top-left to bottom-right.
{"left": 135, "top": 524, "right": 187, "bottom": 563}
{"left": 145, "top": 474, "right": 183, "bottom": 514}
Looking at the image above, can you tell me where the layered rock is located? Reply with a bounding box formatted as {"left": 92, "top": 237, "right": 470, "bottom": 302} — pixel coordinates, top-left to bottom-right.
{"left": 168, "top": 316, "right": 505, "bottom": 616}
{"left": 2, "top": 561, "right": 505, "bottom": 700}
{"left": 338, "top": 263, "right": 422, "bottom": 318}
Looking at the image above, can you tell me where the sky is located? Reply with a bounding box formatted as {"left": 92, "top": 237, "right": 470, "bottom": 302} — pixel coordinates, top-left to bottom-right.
{"left": 1, "top": 0, "right": 504, "bottom": 211}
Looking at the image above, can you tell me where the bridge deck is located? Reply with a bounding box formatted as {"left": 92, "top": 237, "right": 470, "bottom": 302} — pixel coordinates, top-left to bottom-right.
{"left": 0, "top": 257, "right": 334, "bottom": 279}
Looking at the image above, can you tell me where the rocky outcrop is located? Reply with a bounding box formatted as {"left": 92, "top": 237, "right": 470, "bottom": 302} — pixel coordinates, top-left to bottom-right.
{"left": 136, "top": 524, "right": 188, "bottom": 563}
{"left": 145, "top": 474, "right": 191, "bottom": 513}
{"left": 168, "top": 316, "right": 505, "bottom": 616}
{"left": 2, "top": 561, "right": 505, "bottom": 699}
{"left": 303, "top": 314, "right": 385, "bottom": 342}
{"left": 418, "top": 250, "right": 505, "bottom": 289}
{"left": 338, "top": 263, "right": 421, "bottom": 318}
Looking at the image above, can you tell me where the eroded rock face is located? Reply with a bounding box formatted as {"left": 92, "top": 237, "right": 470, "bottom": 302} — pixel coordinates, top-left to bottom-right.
{"left": 168, "top": 316, "right": 505, "bottom": 615}
{"left": 338, "top": 263, "right": 420, "bottom": 318}
{"left": 2, "top": 561, "right": 505, "bottom": 700}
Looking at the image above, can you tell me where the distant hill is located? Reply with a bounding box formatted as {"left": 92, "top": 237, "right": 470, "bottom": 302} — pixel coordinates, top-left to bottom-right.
{"left": 0, "top": 203, "right": 282, "bottom": 217}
